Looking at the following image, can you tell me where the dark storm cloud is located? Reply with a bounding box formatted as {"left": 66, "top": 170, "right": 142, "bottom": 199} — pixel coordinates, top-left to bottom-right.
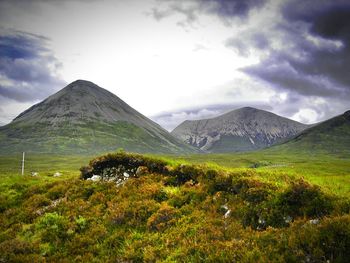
{"left": 251, "top": 33, "right": 269, "bottom": 50}
{"left": 0, "top": 33, "right": 48, "bottom": 59}
{"left": 0, "top": 30, "right": 65, "bottom": 102}
{"left": 199, "top": 0, "right": 266, "bottom": 18}
{"left": 282, "top": 1, "right": 350, "bottom": 87}
{"left": 151, "top": 0, "right": 267, "bottom": 25}
{"left": 242, "top": 0, "right": 350, "bottom": 103}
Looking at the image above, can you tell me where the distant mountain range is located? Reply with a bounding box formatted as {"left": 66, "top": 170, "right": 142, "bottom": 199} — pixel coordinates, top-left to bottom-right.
{"left": 0, "top": 80, "right": 195, "bottom": 154}
{"left": 171, "top": 107, "right": 310, "bottom": 153}
{"left": 0, "top": 79, "right": 348, "bottom": 155}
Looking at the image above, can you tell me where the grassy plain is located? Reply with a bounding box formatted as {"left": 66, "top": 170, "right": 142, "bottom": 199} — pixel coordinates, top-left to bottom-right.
{"left": 171, "top": 151, "right": 350, "bottom": 197}
{"left": 1, "top": 150, "right": 349, "bottom": 196}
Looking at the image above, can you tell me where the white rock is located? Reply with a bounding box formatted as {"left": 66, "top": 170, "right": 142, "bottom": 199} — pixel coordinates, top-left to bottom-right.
{"left": 90, "top": 175, "right": 101, "bottom": 181}
{"left": 123, "top": 172, "right": 129, "bottom": 178}
{"left": 53, "top": 172, "right": 62, "bottom": 177}
{"left": 221, "top": 204, "right": 229, "bottom": 211}
{"left": 224, "top": 209, "right": 231, "bottom": 219}
{"left": 284, "top": 215, "right": 293, "bottom": 224}
{"left": 31, "top": 172, "right": 38, "bottom": 176}
{"left": 258, "top": 218, "right": 266, "bottom": 225}
{"left": 309, "top": 219, "right": 320, "bottom": 225}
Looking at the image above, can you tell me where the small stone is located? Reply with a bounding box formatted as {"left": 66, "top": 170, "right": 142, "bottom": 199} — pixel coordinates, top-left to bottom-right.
{"left": 90, "top": 175, "right": 101, "bottom": 181}
{"left": 123, "top": 172, "right": 129, "bottom": 178}
{"left": 31, "top": 172, "right": 38, "bottom": 176}
{"left": 258, "top": 217, "right": 266, "bottom": 225}
{"left": 309, "top": 219, "right": 320, "bottom": 225}
{"left": 135, "top": 166, "right": 149, "bottom": 176}
{"left": 221, "top": 204, "right": 229, "bottom": 211}
{"left": 53, "top": 172, "right": 62, "bottom": 177}
{"left": 284, "top": 215, "right": 293, "bottom": 224}
{"left": 116, "top": 179, "right": 125, "bottom": 187}
{"left": 224, "top": 209, "right": 231, "bottom": 219}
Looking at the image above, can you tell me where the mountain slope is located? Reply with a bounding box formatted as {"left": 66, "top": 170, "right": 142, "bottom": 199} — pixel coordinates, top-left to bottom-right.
{"left": 171, "top": 107, "right": 309, "bottom": 152}
{"left": 0, "top": 80, "right": 195, "bottom": 154}
{"left": 269, "top": 110, "right": 350, "bottom": 155}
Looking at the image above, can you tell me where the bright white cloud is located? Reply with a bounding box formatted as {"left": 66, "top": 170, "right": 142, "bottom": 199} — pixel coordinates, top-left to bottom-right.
{"left": 292, "top": 108, "right": 318, "bottom": 124}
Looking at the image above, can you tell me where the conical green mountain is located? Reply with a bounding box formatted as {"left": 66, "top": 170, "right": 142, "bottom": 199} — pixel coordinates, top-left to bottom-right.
{"left": 0, "top": 80, "right": 195, "bottom": 154}
{"left": 270, "top": 110, "right": 350, "bottom": 155}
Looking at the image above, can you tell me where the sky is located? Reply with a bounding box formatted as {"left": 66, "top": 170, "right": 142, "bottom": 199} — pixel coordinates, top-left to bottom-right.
{"left": 0, "top": 0, "right": 349, "bottom": 130}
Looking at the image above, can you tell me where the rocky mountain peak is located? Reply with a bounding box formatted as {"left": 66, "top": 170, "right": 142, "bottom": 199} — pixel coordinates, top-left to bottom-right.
{"left": 171, "top": 107, "right": 310, "bottom": 152}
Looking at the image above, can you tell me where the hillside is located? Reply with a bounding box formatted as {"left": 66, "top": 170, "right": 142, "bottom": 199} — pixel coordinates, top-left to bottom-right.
{"left": 171, "top": 107, "right": 309, "bottom": 152}
{"left": 0, "top": 152, "right": 349, "bottom": 262}
{"left": 271, "top": 110, "right": 350, "bottom": 155}
{"left": 0, "top": 80, "right": 195, "bottom": 154}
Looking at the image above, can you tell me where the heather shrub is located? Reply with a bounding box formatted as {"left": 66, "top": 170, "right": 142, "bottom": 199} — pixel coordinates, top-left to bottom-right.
{"left": 147, "top": 203, "right": 180, "bottom": 231}
{"left": 274, "top": 179, "right": 334, "bottom": 218}
{"left": 36, "top": 212, "right": 70, "bottom": 242}
{"left": 1, "top": 152, "right": 348, "bottom": 262}
{"left": 46, "top": 183, "right": 67, "bottom": 200}
{"left": 241, "top": 179, "right": 334, "bottom": 229}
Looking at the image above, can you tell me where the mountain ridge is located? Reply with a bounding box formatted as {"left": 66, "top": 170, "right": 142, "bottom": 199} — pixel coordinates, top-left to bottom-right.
{"left": 171, "top": 107, "right": 310, "bottom": 152}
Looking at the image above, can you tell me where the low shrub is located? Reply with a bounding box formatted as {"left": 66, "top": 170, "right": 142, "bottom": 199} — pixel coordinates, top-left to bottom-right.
{"left": 165, "top": 164, "right": 203, "bottom": 186}
{"left": 46, "top": 183, "right": 67, "bottom": 200}
{"left": 36, "top": 212, "right": 70, "bottom": 243}
{"left": 147, "top": 203, "right": 180, "bottom": 231}
{"left": 241, "top": 179, "right": 335, "bottom": 229}
{"left": 274, "top": 179, "right": 334, "bottom": 218}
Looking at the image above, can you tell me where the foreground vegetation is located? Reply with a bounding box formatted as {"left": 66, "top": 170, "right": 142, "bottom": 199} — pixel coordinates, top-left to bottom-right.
{"left": 0, "top": 151, "right": 349, "bottom": 262}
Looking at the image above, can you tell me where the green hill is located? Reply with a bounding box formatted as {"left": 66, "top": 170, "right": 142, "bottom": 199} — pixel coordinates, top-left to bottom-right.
{"left": 0, "top": 80, "right": 196, "bottom": 155}
{"left": 270, "top": 110, "right": 350, "bottom": 155}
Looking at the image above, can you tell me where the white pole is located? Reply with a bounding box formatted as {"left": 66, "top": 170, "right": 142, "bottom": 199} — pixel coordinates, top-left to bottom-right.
{"left": 21, "top": 152, "right": 25, "bottom": 176}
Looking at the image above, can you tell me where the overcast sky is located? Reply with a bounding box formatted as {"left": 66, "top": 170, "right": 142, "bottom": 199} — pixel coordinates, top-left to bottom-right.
{"left": 0, "top": 0, "right": 349, "bottom": 130}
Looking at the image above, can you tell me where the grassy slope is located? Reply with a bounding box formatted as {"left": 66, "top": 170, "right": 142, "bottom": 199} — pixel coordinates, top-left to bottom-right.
{"left": 0, "top": 152, "right": 349, "bottom": 262}
{"left": 268, "top": 111, "right": 350, "bottom": 156}
{"left": 0, "top": 120, "right": 194, "bottom": 155}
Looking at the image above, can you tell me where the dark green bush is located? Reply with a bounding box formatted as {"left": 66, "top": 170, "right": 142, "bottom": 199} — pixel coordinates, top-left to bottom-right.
{"left": 242, "top": 179, "right": 335, "bottom": 229}
{"left": 208, "top": 174, "right": 233, "bottom": 193}
{"left": 274, "top": 179, "right": 334, "bottom": 218}
{"left": 81, "top": 152, "right": 168, "bottom": 179}
{"left": 165, "top": 164, "right": 203, "bottom": 186}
